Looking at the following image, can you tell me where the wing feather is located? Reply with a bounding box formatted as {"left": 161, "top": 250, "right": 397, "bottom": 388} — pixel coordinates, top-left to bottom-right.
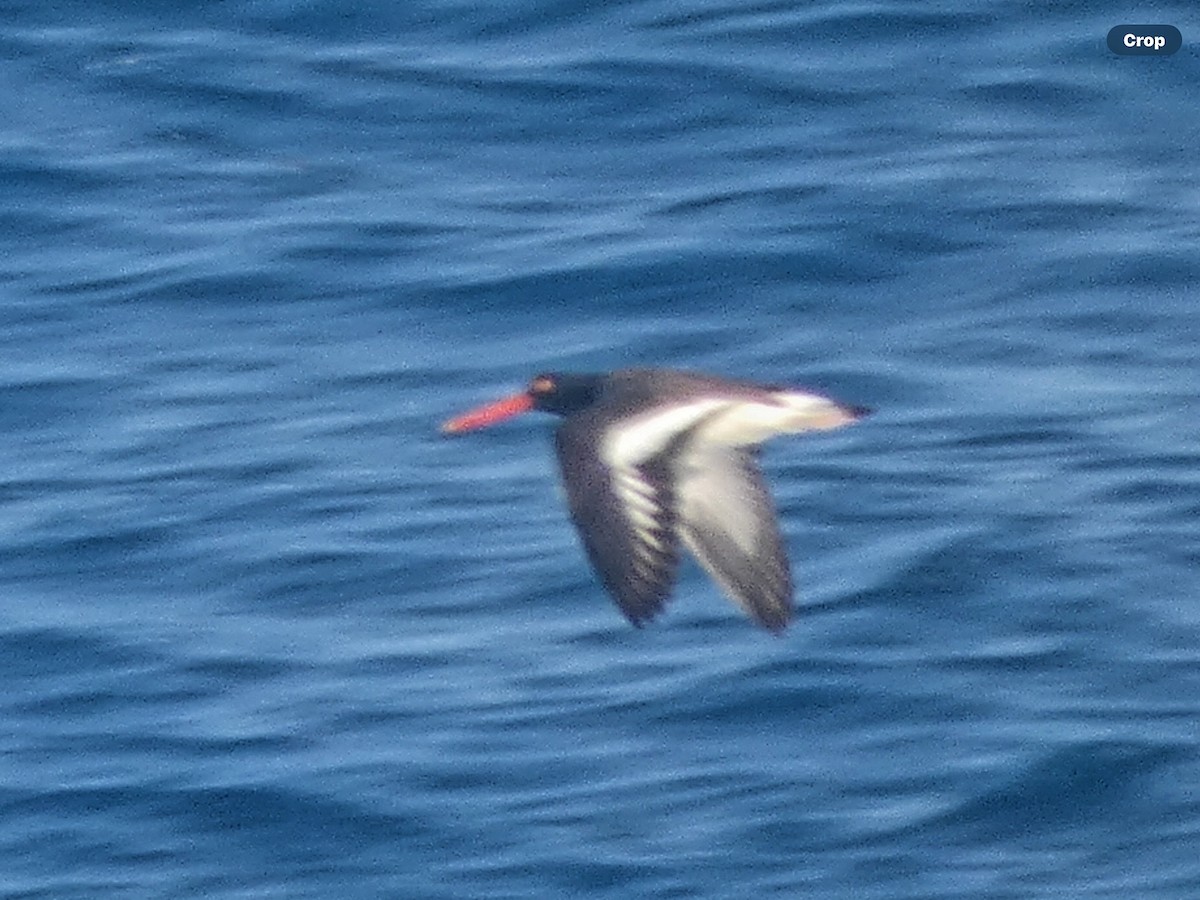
{"left": 555, "top": 416, "right": 680, "bottom": 626}
{"left": 675, "top": 444, "right": 794, "bottom": 633}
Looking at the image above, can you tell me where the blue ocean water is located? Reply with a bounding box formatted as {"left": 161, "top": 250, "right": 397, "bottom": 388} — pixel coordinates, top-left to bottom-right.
{"left": 2, "top": 0, "right": 1199, "bottom": 896}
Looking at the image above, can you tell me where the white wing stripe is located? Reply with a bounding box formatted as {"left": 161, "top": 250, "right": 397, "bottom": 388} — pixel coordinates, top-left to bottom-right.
{"left": 612, "top": 468, "right": 670, "bottom": 558}
{"left": 602, "top": 400, "right": 727, "bottom": 467}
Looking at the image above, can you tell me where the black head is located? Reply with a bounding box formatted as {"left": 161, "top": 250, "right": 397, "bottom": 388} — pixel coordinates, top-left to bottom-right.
{"left": 528, "top": 372, "right": 605, "bottom": 417}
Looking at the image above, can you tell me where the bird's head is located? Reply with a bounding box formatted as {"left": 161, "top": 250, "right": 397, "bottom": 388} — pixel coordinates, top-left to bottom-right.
{"left": 441, "top": 372, "right": 604, "bottom": 433}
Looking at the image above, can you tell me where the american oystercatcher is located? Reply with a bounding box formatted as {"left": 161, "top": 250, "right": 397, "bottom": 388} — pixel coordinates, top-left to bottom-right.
{"left": 442, "top": 369, "right": 867, "bottom": 633}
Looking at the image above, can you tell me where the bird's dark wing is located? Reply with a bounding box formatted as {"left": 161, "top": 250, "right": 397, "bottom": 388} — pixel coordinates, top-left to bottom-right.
{"left": 674, "top": 444, "right": 794, "bottom": 633}
{"left": 554, "top": 416, "right": 680, "bottom": 627}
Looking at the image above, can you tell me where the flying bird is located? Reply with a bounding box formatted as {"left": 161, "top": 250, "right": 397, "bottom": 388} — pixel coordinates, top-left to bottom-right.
{"left": 442, "top": 368, "right": 867, "bottom": 633}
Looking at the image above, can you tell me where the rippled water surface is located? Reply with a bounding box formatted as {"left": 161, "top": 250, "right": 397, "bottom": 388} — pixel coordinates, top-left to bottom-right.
{"left": 2, "top": 1, "right": 1199, "bottom": 896}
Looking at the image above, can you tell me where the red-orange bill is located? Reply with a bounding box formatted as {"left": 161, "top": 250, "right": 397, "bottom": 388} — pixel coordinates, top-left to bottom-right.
{"left": 441, "top": 392, "right": 534, "bottom": 434}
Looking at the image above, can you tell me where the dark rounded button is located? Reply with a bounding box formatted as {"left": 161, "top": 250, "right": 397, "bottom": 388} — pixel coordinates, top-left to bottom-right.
{"left": 1107, "top": 25, "right": 1182, "bottom": 55}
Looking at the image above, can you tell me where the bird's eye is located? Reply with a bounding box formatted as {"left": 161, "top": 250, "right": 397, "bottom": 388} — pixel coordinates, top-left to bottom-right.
{"left": 530, "top": 376, "right": 555, "bottom": 394}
